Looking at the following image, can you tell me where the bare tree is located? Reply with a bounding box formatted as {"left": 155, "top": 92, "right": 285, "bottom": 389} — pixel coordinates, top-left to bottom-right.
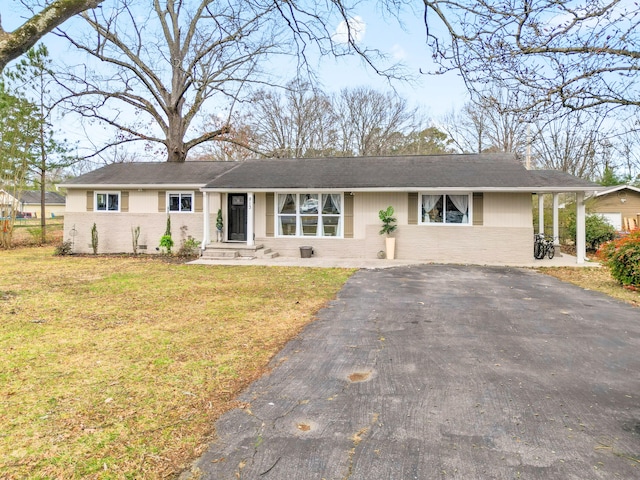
{"left": 191, "top": 112, "right": 259, "bottom": 161}
{"left": 441, "top": 92, "right": 528, "bottom": 157}
{"left": 51, "top": 0, "right": 405, "bottom": 163}
{"left": 248, "top": 79, "right": 337, "bottom": 158}
{"left": 531, "top": 112, "right": 613, "bottom": 179}
{"left": 422, "top": 1, "right": 640, "bottom": 115}
{"left": 334, "top": 86, "right": 418, "bottom": 156}
{"left": 0, "top": 0, "right": 103, "bottom": 72}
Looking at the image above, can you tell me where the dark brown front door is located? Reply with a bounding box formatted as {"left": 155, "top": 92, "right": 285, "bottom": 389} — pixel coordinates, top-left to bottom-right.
{"left": 228, "top": 194, "right": 247, "bottom": 241}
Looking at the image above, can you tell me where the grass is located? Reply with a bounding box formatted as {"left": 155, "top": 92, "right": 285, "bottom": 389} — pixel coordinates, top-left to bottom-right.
{"left": 538, "top": 266, "right": 640, "bottom": 307}
{"left": 0, "top": 247, "right": 355, "bottom": 479}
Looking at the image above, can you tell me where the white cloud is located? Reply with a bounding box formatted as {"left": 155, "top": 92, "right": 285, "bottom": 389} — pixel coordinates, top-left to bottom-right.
{"left": 391, "top": 44, "right": 407, "bottom": 60}
{"left": 333, "top": 16, "right": 366, "bottom": 44}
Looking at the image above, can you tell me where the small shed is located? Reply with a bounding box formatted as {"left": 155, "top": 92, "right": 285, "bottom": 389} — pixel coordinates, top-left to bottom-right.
{"left": 590, "top": 185, "right": 640, "bottom": 231}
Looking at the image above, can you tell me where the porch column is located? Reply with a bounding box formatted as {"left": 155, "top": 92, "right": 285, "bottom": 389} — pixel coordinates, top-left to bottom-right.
{"left": 552, "top": 193, "right": 560, "bottom": 245}
{"left": 202, "top": 191, "right": 210, "bottom": 249}
{"left": 538, "top": 193, "right": 545, "bottom": 233}
{"left": 247, "top": 192, "right": 255, "bottom": 247}
{"left": 576, "top": 191, "right": 586, "bottom": 264}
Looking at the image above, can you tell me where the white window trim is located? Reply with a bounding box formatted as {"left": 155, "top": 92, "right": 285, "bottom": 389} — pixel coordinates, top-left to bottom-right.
{"left": 167, "top": 191, "right": 195, "bottom": 213}
{"left": 275, "top": 192, "right": 344, "bottom": 238}
{"left": 418, "top": 192, "right": 473, "bottom": 226}
{"left": 95, "top": 191, "right": 120, "bottom": 212}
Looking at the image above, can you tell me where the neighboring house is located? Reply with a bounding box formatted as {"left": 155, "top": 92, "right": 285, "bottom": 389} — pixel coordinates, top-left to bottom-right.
{"left": 589, "top": 185, "right": 640, "bottom": 231}
{"left": 18, "top": 191, "right": 66, "bottom": 218}
{"left": 0, "top": 189, "right": 18, "bottom": 218}
{"left": 0, "top": 189, "right": 66, "bottom": 219}
{"left": 60, "top": 154, "right": 599, "bottom": 264}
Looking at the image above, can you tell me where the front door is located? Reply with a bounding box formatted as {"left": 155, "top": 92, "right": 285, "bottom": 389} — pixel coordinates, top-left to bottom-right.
{"left": 227, "top": 194, "right": 247, "bottom": 241}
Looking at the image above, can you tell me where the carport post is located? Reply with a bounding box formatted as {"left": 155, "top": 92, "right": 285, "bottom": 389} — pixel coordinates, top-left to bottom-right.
{"left": 202, "top": 191, "right": 210, "bottom": 249}
{"left": 552, "top": 193, "right": 560, "bottom": 245}
{"left": 576, "top": 191, "right": 586, "bottom": 264}
{"left": 538, "top": 193, "right": 545, "bottom": 233}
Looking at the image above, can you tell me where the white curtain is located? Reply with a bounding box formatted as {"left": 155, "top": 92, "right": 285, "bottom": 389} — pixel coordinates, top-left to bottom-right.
{"left": 277, "top": 194, "right": 288, "bottom": 213}
{"left": 278, "top": 194, "right": 294, "bottom": 235}
{"left": 328, "top": 194, "right": 341, "bottom": 213}
{"left": 449, "top": 195, "right": 469, "bottom": 223}
{"left": 422, "top": 195, "right": 440, "bottom": 222}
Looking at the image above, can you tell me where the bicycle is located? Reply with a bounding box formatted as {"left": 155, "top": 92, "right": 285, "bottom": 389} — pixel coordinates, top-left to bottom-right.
{"left": 533, "top": 233, "right": 555, "bottom": 259}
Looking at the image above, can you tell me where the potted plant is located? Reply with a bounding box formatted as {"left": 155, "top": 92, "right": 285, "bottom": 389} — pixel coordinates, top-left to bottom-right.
{"left": 216, "top": 208, "right": 223, "bottom": 242}
{"left": 379, "top": 206, "right": 397, "bottom": 259}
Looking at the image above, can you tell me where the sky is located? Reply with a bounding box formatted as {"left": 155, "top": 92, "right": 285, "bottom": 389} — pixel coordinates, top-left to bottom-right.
{"left": 2, "top": 1, "right": 470, "bottom": 160}
{"left": 316, "top": 4, "right": 469, "bottom": 118}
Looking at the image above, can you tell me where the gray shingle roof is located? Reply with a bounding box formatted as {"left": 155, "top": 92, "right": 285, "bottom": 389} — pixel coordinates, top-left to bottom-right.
{"left": 62, "top": 161, "right": 238, "bottom": 186}
{"left": 204, "top": 154, "right": 599, "bottom": 191}
{"left": 19, "top": 191, "right": 66, "bottom": 204}
{"left": 62, "top": 155, "right": 600, "bottom": 192}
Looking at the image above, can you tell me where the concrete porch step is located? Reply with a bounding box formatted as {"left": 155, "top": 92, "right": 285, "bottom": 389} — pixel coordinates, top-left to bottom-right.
{"left": 201, "top": 243, "right": 279, "bottom": 260}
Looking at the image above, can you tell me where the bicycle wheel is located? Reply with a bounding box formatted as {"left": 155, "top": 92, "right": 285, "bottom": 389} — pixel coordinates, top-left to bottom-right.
{"left": 547, "top": 244, "right": 555, "bottom": 259}
{"left": 534, "top": 242, "right": 543, "bottom": 259}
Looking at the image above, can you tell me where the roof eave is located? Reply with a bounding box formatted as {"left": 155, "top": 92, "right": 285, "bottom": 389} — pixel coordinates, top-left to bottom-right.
{"left": 60, "top": 183, "right": 207, "bottom": 190}
{"left": 202, "top": 186, "right": 601, "bottom": 193}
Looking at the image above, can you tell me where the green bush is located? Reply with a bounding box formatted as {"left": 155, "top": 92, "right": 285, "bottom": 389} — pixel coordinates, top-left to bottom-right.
{"left": 177, "top": 236, "right": 201, "bottom": 257}
{"left": 159, "top": 234, "right": 174, "bottom": 254}
{"left": 597, "top": 229, "right": 640, "bottom": 287}
{"left": 54, "top": 240, "right": 73, "bottom": 256}
{"left": 159, "top": 215, "right": 173, "bottom": 254}
{"left": 567, "top": 212, "right": 616, "bottom": 251}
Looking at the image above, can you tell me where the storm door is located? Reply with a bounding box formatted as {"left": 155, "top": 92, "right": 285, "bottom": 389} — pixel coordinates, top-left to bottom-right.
{"left": 227, "top": 194, "right": 247, "bottom": 241}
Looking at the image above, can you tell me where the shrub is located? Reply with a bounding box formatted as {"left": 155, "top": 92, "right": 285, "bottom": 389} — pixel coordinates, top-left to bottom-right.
{"left": 54, "top": 240, "right": 73, "bottom": 256}
{"left": 177, "top": 236, "right": 201, "bottom": 257}
{"left": 90, "top": 223, "right": 98, "bottom": 254}
{"left": 159, "top": 235, "right": 174, "bottom": 254}
{"left": 597, "top": 229, "right": 640, "bottom": 287}
{"left": 131, "top": 226, "right": 141, "bottom": 254}
{"left": 567, "top": 212, "right": 616, "bottom": 251}
{"left": 159, "top": 215, "right": 173, "bottom": 254}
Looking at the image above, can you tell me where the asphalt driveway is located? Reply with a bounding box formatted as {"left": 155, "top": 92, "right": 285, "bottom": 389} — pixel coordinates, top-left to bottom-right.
{"left": 181, "top": 265, "right": 640, "bottom": 480}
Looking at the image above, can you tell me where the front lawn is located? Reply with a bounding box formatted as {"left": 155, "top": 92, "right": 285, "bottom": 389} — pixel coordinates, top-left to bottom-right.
{"left": 539, "top": 266, "right": 640, "bottom": 307}
{"left": 0, "top": 247, "right": 354, "bottom": 479}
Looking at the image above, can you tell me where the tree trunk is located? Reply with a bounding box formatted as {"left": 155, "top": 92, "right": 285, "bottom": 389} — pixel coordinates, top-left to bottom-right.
{"left": 40, "top": 169, "right": 46, "bottom": 243}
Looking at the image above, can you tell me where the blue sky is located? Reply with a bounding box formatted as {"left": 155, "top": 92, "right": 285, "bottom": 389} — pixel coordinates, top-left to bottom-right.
{"left": 316, "top": 5, "right": 469, "bottom": 118}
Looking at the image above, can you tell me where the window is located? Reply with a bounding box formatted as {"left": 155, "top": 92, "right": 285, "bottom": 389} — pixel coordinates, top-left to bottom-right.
{"left": 421, "top": 193, "right": 471, "bottom": 225}
{"left": 277, "top": 193, "right": 343, "bottom": 237}
{"left": 96, "top": 192, "right": 120, "bottom": 212}
{"left": 168, "top": 192, "right": 193, "bottom": 212}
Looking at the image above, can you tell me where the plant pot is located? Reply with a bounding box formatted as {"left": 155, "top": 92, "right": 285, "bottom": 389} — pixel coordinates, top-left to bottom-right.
{"left": 385, "top": 237, "right": 396, "bottom": 260}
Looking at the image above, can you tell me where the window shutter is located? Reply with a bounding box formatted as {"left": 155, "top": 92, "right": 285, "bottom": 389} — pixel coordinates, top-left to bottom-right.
{"left": 344, "top": 193, "right": 354, "bottom": 238}
{"left": 86, "top": 191, "right": 94, "bottom": 211}
{"left": 158, "top": 191, "right": 166, "bottom": 212}
{"left": 265, "top": 193, "right": 274, "bottom": 237}
{"left": 120, "top": 191, "right": 129, "bottom": 212}
{"left": 408, "top": 192, "right": 418, "bottom": 225}
{"left": 473, "top": 193, "right": 483, "bottom": 226}
{"left": 194, "top": 192, "right": 203, "bottom": 212}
